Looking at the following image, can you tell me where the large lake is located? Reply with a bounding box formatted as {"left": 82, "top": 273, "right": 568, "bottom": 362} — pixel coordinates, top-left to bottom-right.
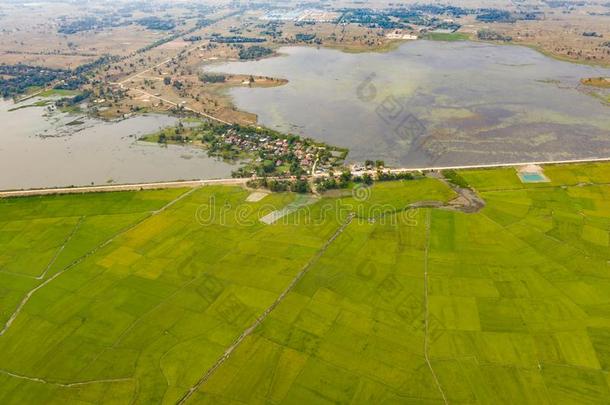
{"left": 207, "top": 41, "right": 610, "bottom": 167}
{"left": 0, "top": 99, "right": 233, "bottom": 190}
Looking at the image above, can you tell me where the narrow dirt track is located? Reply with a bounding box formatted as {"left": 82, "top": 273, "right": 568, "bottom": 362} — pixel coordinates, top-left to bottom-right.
{"left": 35, "top": 216, "right": 84, "bottom": 280}
{"left": 0, "top": 188, "right": 198, "bottom": 338}
{"left": 0, "top": 179, "right": 248, "bottom": 199}
{"left": 423, "top": 210, "right": 449, "bottom": 404}
{"left": 176, "top": 213, "right": 356, "bottom": 405}
{"left": 0, "top": 369, "right": 133, "bottom": 388}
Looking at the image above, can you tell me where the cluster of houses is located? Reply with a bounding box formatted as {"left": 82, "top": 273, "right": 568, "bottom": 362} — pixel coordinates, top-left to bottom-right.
{"left": 221, "top": 130, "right": 319, "bottom": 171}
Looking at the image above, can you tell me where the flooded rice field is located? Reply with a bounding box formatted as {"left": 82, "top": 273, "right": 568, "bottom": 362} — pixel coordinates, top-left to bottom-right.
{"left": 0, "top": 99, "right": 233, "bottom": 190}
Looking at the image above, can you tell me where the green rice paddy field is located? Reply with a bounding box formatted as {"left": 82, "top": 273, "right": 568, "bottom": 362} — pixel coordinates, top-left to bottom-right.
{"left": 1, "top": 163, "right": 610, "bottom": 404}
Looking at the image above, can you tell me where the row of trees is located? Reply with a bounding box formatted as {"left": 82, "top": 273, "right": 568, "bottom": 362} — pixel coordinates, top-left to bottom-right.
{"left": 0, "top": 65, "right": 68, "bottom": 98}
{"left": 0, "top": 54, "right": 117, "bottom": 98}
{"left": 200, "top": 73, "right": 226, "bottom": 83}
{"left": 238, "top": 46, "right": 273, "bottom": 60}
{"left": 247, "top": 177, "right": 310, "bottom": 193}
{"left": 477, "top": 30, "right": 512, "bottom": 42}
{"left": 211, "top": 35, "right": 265, "bottom": 44}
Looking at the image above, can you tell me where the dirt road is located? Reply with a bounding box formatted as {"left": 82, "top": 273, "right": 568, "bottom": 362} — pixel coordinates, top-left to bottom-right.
{"left": 4, "top": 156, "right": 610, "bottom": 199}
{"left": 0, "top": 178, "right": 248, "bottom": 198}
{"left": 176, "top": 213, "right": 356, "bottom": 404}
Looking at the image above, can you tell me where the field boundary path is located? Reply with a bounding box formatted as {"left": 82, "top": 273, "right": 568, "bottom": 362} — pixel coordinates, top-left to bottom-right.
{"left": 423, "top": 210, "right": 448, "bottom": 404}
{"left": 176, "top": 213, "right": 356, "bottom": 404}
{"left": 35, "top": 216, "right": 84, "bottom": 280}
{"left": 0, "top": 179, "right": 248, "bottom": 198}
{"left": 0, "top": 369, "right": 132, "bottom": 388}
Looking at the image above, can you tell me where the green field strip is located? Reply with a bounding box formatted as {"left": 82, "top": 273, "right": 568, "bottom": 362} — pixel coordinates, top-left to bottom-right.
{"left": 2, "top": 170, "right": 610, "bottom": 403}
{"left": 176, "top": 213, "right": 355, "bottom": 404}
{"left": 423, "top": 210, "right": 449, "bottom": 404}
{"left": 190, "top": 209, "right": 444, "bottom": 403}
{"left": 0, "top": 186, "right": 345, "bottom": 404}
{"left": 34, "top": 216, "right": 84, "bottom": 280}
{"left": 0, "top": 368, "right": 133, "bottom": 388}
{"left": 0, "top": 188, "right": 196, "bottom": 338}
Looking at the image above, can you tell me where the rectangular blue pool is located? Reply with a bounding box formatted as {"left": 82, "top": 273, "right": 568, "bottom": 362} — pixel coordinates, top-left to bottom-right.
{"left": 519, "top": 172, "right": 548, "bottom": 183}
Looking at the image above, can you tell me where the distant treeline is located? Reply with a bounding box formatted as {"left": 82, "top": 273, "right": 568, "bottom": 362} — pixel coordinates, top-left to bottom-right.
{"left": 341, "top": 9, "right": 409, "bottom": 29}
{"left": 62, "top": 55, "right": 119, "bottom": 90}
{"left": 238, "top": 46, "right": 273, "bottom": 60}
{"left": 0, "top": 55, "right": 117, "bottom": 98}
{"left": 211, "top": 35, "right": 265, "bottom": 44}
{"left": 58, "top": 15, "right": 176, "bottom": 35}
{"left": 58, "top": 16, "right": 128, "bottom": 34}
{"left": 341, "top": 5, "right": 541, "bottom": 29}
{"left": 0, "top": 65, "right": 68, "bottom": 98}
{"left": 136, "top": 17, "right": 176, "bottom": 31}
{"left": 200, "top": 73, "right": 226, "bottom": 83}
{"left": 583, "top": 31, "right": 603, "bottom": 38}
{"left": 477, "top": 29, "right": 512, "bottom": 42}
{"left": 476, "top": 9, "right": 542, "bottom": 23}
{"left": 476, "top": 9, "right": 515, "bottom": 23}
{"left": 295, "top": 33, "right": 316, "bottom": 42}
{"left": 410, "top": 4, "right": 472, "bottom": 17}
{"left": 135, "top": 17, "right": 219, "bottom": 54}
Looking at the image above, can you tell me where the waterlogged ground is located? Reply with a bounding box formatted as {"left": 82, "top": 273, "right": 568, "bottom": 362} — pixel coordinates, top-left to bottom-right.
{"left": 206, "top": 41, "right": 610, "bottom": 167}
{"left": 0, "top": 99, "right": 233, "bottom": 190}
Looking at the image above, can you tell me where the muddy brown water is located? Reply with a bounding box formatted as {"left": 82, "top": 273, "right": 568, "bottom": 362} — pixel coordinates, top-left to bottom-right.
{"left": 0, "top": 99, "right": 234, "bottom": 190}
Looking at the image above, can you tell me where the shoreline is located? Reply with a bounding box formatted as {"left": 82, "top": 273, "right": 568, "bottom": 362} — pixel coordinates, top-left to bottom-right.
{"left": 201, "top": 39, "right": 609, "bottom": 127}
{"left": 3, "top": 42, "right": 608, "bottom": 199}
{"left": 4, "top": 156, "right": 610, "bottom": 198}
{"left": 290, "top": 36, "right": 610, "bottom": 69}
{"left": 196, "top": 37, "right": 610, "bottom": 119}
